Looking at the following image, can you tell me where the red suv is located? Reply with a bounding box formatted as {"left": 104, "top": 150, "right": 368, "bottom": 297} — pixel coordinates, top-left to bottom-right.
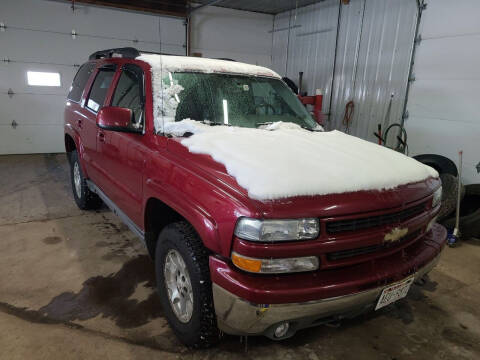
{"left": 64, "top": 47, "right": 446, "bottom": 347}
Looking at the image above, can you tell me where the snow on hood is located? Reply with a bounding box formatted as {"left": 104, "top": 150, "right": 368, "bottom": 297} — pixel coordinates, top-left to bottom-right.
{"left": 165, "top": 120, "right": 439, "bottom": 201}
{"left": 137, "top": 54, "right": 281, "bottom": 133}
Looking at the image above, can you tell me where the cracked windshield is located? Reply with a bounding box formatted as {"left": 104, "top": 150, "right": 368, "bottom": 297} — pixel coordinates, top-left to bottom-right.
{"left": 162, "top": 72, "right": 318, "bottom": 130}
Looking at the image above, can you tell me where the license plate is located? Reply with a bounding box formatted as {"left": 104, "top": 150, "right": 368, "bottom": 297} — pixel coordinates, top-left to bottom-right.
{"left": 375, "top": 276, "right": 414, "bottom": 310}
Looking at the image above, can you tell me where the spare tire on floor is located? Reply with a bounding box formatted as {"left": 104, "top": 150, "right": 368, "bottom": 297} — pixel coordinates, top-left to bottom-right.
{"left": 442, "top": 184, "right": 480, "bottom": 239}
{"left": 413, "top": 154, "right": 458, "bottom": 176}
{"left": 438, "top": 173, "right": 464, "bottom": 220}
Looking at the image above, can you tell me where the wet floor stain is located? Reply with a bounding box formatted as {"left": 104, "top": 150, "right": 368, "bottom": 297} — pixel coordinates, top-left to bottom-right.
{"left": 39, "top": 255, "right": 163, "bottom": 328}
{"left": 42, "top": 236, "right": 62, "bottom": 245}
{"left": 0, "top": 301, "right": 183, "bottom": 353}
{"left": 94, "top": 236, "right": 141, "bottom": 263}
{"left": 442, "top": 326, "right": 480, "bottom": 350}
{"left": 416, "top": 275, "right": 438, "bottom": 293}
{"left": 0, "top": 301, "right": 82, "bottom": 328}
{"left": 97, "top": 215, "right": 130, "bottom": 235}
{"left": 380, "top": 298, "right": 415, "bottom": 325}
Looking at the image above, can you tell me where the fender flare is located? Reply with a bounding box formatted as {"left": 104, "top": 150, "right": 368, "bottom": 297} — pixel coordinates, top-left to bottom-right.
{"left": 64, "top": 125, "right": 89, "bottom": 178}
{"left": 143, "top": 178, "right": 225, "bottom": 256}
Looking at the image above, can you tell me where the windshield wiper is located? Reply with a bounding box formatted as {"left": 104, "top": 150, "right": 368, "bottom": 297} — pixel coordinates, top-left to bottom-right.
{"left": 200, "top": 120, "right": 231, "bottom": 127}
{"left": 301, "top": 125, "right": 322, "bottom": 132}
{"left": 256, "top": 122, "right": 320, "bottom": 132}
{"left": 256, "top": 122, "right": 273, "bottom": 127}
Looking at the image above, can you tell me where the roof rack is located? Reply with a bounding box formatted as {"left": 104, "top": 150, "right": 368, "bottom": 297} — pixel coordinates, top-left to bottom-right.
{"left": 89, "top": 47, "right": 141, "bottom": 61}
{"left": 88, "top": 48, "right": 181, "bottom": 61}
{"left": 139, "top": 50, "right": 179, "bottom": 56}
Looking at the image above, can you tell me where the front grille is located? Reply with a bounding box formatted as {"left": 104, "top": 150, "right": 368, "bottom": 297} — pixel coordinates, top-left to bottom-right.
{"left": 326, "top": 202, "right": 426, "bottom": 234}
{"left": 327, "top": 229, "right": 421, "bottom": 261}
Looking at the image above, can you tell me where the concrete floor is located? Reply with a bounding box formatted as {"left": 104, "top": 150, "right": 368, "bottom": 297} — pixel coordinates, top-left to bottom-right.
{"left": 1, "top": 153, "right": 479, "bottom": 360}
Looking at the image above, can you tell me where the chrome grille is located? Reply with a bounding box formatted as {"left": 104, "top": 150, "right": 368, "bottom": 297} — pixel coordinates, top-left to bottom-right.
{"left": 327, "top": 230, "right": 422, "bottom": 261}
{"left": 326, "top": 203, "right": 426, "bottom": 234}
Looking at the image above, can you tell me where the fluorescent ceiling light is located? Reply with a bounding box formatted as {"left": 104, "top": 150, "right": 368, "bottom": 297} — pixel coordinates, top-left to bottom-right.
{"left": 27, "top": 71, "right": 61, "bottom": 86}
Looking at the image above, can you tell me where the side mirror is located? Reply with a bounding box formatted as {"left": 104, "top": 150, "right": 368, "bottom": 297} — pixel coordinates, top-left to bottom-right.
{"left": 96, "top": 106, "right": 135, "bottom": 132}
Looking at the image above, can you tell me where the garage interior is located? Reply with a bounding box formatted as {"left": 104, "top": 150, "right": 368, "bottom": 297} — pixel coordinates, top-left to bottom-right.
{"left": 1, "top": 0, "right": 479, "bottom": 359}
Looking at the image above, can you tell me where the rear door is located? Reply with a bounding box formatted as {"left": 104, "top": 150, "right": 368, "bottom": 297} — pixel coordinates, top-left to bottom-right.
{"left": 81, "top": 64, "right": 117, "bottom": 183}
{"left": 97, "top": 63, "right": 146, "bottom": 226}
{"left": 65, "top": 62, "right": 95, "bottom": 172}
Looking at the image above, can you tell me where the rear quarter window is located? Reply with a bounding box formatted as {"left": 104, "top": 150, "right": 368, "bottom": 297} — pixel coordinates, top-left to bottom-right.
{"left": 68, "top": 63, "right": 95, "bottom": 103}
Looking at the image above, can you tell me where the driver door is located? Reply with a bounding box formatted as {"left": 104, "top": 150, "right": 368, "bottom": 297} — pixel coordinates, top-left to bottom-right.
{"left": 96, "top": 64, "right": 146, "bottom": 226}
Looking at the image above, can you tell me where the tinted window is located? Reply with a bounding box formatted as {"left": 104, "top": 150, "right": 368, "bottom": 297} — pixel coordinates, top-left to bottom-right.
{"left": 112, "top": 66, "right": 144, "bottom": 127}
{"left": 86, "top": 68, "right": 116, "bottom": 112}
{"left": 68, "top": 63, "right": 95, "bottom": 102}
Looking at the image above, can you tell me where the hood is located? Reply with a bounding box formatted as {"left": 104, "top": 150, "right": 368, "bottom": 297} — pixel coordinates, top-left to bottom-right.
{"left": 166, "top": 120, "right": 438, "bottom": 203}
{"left": 167, "top": 135, "right": 440, "bottom": 219}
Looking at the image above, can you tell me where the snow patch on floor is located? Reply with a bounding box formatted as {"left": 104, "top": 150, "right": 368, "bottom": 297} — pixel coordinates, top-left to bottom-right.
{"left": 166, "top": 120, "right": 438, "bottom": 200}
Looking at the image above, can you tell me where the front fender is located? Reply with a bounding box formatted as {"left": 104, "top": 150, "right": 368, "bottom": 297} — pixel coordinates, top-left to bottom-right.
{"left": 143, "top": 159, "right": 254, "bottom": 258}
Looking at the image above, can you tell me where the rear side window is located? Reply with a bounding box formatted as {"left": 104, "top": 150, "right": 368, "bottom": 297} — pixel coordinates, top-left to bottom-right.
{"left": 86, "top": 67, "right": 116, "bottom": 112}
{"left": 67, "top": 63, "right": 95, "bottom": 102}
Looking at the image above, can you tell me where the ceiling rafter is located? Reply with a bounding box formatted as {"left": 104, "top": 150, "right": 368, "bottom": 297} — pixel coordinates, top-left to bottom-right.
{"left": 67, "top": 0, "right": 187, "bottom": 17}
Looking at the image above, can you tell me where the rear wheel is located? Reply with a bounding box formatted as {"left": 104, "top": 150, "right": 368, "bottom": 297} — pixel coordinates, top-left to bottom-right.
{"left": 155, "top": 221, "right": 220, "bottom": 348}
{"left": 69, "top": 151, "right": 103, "bottom": 210}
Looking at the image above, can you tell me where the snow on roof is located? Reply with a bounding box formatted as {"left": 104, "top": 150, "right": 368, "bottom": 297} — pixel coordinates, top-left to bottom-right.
{"left": 165, "top": 120, "right": 439, "bottom": 201}
{"left": 137, "top": 54, "right": 281, "bottom": 78}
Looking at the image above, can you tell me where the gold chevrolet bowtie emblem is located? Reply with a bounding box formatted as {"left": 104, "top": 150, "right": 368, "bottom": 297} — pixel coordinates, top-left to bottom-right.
{"left": 384, "top": 227, "right": 408, "bottom": 243}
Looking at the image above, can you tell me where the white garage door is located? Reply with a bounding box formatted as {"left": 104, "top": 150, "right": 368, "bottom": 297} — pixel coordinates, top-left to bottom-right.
{"left": 0, "top": 0, "right": 185, "bottom": 154}
{"left": 405, "top": 0, "right": 480, "bottom": 184}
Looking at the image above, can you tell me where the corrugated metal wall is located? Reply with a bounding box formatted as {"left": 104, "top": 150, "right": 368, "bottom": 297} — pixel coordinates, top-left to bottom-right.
{"left": 272, "top": 0, "right": 418, "bottom": 144}
{"left": 271, "top": 0, "right": 339, "bottom": 113}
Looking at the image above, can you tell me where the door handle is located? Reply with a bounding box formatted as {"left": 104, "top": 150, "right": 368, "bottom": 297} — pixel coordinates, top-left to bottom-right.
{"left": 77, "top": 119, "right": 83, "bottom": 129}
{"left": 98, "top": 131, "right": 105, "bottom": 143}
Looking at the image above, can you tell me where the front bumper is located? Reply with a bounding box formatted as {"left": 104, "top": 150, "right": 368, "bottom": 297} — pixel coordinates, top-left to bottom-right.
{"left": 211, "top": 224, "right": 447, "bottom": 338}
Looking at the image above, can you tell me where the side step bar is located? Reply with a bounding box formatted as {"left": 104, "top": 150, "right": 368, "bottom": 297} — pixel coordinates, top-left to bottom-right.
{"left": 86, "top": 180, "right": 145, "bottom": 243}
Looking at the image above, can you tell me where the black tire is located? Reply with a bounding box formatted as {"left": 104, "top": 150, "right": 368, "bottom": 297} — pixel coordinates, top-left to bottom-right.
{"left": 155, "top": 221, "right": 220, "bottom": 348}
{"left": 442, "top": 184, "right": 480, "bottom": 239}
{"left": 69, "top": 151, "right": 103, "bottom": 210}
{"left": 438, "top": 173, "right": 464, "bottom": 220}
{"left": 413, "top": 154, "right": 458, "bottom": 176}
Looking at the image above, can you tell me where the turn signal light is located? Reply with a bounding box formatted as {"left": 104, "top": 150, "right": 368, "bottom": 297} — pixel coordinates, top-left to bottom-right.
{"left": 231, "top": 252, "right": 319, "bottom": 274}
{"left": 232, "top": 252, "right": 262, "bottom": 273}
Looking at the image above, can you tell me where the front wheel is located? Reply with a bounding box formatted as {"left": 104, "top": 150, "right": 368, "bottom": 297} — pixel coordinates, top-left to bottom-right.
{"left": 155, "top": 221, "right": 220, "bottom": 348}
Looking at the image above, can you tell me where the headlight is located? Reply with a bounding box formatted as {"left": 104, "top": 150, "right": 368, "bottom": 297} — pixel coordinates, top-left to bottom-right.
{"left": 231, "top": 252, "right": 319, "bottom": 274}
{"left": 432, "top": 187, "right": 442, "bottom": 208}
{"left": 234, "top": 218, "right": 320, "bottom": 242}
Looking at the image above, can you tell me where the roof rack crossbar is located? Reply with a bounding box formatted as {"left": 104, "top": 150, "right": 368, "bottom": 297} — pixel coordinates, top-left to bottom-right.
{"left": 89, "top": 47, "right": 141, "bottom": 61}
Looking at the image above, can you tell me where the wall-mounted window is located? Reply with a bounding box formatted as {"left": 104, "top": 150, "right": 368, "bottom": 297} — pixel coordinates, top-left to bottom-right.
{"left": 27, "top": 71, "right": 61, "bottom": 87}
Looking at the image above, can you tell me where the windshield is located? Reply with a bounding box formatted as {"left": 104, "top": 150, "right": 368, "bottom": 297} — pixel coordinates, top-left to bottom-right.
{"left": 162, "top": 72, "right": 318, "bottom": 130}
